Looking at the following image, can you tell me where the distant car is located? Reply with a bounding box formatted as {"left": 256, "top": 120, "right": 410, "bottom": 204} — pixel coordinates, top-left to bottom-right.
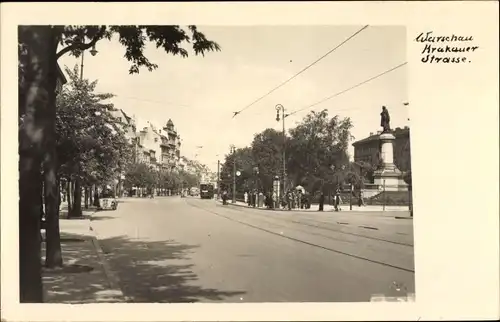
{"left": 99, "top": 189, "right": 118, "bottom": 210}
{"left": 99, "top": 197, "right": 118, "bottom": 210}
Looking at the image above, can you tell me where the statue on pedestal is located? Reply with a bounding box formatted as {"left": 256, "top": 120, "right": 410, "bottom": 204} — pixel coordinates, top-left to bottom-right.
{"left": 380, "top": 106, "right": 391, "bottom": 133}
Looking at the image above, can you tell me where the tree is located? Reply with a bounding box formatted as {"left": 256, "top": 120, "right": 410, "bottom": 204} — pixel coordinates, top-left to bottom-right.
{"left": 18, "top": 25, "right": 220, "bottom": 302}
{"left": 287, "top": 109, "right": 353, "bottom": 194}
{"left": 124, "top": 163, "right": 156, "bottom": 191}
{"left": 57, "top": 66, "right": 128, "bottom": 216}
{"left": 220, "top": 147, "right": 254, "bottom": 194}
{"left": 178, "top": 170, "right": 199, "bottom": 190}
{"left": 18, "top": 27, "right": 57, "bottom": 303}
{"left": 250, "top": 129, "right": 283, "bottom": 191}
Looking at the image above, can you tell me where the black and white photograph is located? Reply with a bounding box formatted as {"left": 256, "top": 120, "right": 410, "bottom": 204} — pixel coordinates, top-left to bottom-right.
{"left": 2, "top": 2, "right": 499, "bottom": 322}
{"left": 17, "top": 24, "right": 414, "bottom": 304}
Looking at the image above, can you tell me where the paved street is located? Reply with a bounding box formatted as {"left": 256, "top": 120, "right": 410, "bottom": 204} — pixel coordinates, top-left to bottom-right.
{"left": 90, "top": 196, "right": 414, "bottom": 303}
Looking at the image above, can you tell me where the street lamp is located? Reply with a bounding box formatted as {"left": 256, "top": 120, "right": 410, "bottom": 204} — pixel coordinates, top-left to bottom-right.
{"left": 90, "top": 44, "right": 98, "bottom": 57}
{"left": 253, "top": 165, "right": 260, "bottom": 192}
{"left": 275, "top": 104, "right": 288, "bottom": 200}
{"left": 230, "top": 145, "right": 237, "bottom": 203}
{"left": 80, "top": 44, "right": 98, "bottom": 80}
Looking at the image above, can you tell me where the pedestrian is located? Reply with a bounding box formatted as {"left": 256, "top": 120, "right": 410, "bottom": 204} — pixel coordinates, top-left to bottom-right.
{"left": 258, "top": 191, "right": 264, "bottom": 208}
{"left": 272, "top": 191, "right": 277, "bottom": 209}
{"left": 244, "top": 191, "right": 249, "bottom": 205}
{"left": 297, "top": 191, "right": 302, "bottom": 209}
{"left": 287, "top": 191, "right": 292, "bottom": 210}
{"left": 334, "top": 188, "right": 342, "bottom": 211}
{"left": 253, "top": 190, "right": 257, "bottom": 208}
{"left": 358, "top": 189, "right": 365, "bottom": 207}
{"left": 319, "top": 192, "right": 325, "bottom": 211}
{"left": 222, "top": 190, "right": 228, "bottom": 205}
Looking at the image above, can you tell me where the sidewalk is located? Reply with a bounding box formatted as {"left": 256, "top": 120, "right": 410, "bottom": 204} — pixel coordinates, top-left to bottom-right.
{"left": 219, "top": 199, "right": 411, "bottom": 214}
{"left": 41, "top": 209, "right": 128, "bottom": 303}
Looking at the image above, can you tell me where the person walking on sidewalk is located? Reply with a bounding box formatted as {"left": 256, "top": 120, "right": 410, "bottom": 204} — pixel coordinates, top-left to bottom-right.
{"left": 358, "top": 189, "right": 365, "bottom": 207}
{"left": 334, "top": 187, "right": 342, "bottom": 211}
{"left": 286, "top": 191, "right": 292, "bottom": 210}
{"left": 244, "top": 191, "right": 249, "bottom": 205}
{"left": 222, "top": 190, "right": 228, "bottom": 205}
{"left": 318, "top": 192, "right": 325, "bottom": 211}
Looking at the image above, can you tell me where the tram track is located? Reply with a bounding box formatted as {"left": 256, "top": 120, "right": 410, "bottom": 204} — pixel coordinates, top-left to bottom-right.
{"left": 186, "top": 199, "right": 414, "bottom": 274}
{"left": 215, "top": 202, "right": 413, "bottom": 247}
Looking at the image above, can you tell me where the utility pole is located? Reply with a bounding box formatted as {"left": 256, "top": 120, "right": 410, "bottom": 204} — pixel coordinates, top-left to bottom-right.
{"left": 80, "top": 51, "right": 84, "bottom": 80}
{"left": 231, "top": 145, "right": 236, "bottom": 203}
{"left": 79, "top": 44, "right": 98, "bottom": 80}
{"left": 349, "top": 183, "right": 353, "bottom": 210}
{"left": 217, "top": 159, "right": 220, "bottom": 200}
{"left": 275, "top": 104, "right": 287, "bottom": 199}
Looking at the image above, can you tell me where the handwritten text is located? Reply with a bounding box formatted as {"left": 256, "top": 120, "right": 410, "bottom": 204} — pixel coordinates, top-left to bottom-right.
{"left": 415, "top": 31, "right": 478, "bottom": 64}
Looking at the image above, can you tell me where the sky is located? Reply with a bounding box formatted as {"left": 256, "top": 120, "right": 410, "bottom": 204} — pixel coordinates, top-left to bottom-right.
{"left": 58, "top": 25, "right": 408, "bottom": 172}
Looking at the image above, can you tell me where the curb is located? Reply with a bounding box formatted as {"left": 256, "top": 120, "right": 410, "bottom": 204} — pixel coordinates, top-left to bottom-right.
{"left": 218, "top": 200, "right": 410, "bottom": 215}
{"left": 218, "top": 200, "right": 334, "bottom": 213}
{"left": 88, "top": 212, "right": 132, "bottom": 303}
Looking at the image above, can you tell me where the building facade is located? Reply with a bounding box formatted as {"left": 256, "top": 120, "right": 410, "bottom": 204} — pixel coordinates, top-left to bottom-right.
{"left": 140, "top": 120, "right": 181, "bottom": 171}
{"left": 56, "top": 63, "right": 68, "bottom": 94}
{"left": 110, "top": 108, "right": 184, "bottom": 171}
{"left": 110, "top": 112, "right": 216, "bottom": 187}
{"left": 352, "top": 126, "right": 411, "bottom": 172}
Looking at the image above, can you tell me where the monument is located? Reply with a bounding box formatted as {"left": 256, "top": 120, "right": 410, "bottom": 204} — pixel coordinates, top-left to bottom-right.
{"left": 373, "top": 106, "right": 407, "bottom": 191}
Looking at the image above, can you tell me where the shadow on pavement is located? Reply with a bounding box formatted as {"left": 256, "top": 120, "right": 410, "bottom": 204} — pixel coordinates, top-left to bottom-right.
{"left": 98, "top": 236, "right": 246, "bottom": 303}
{"left": 42, "top": 232, "right": 122, "bottom": 303}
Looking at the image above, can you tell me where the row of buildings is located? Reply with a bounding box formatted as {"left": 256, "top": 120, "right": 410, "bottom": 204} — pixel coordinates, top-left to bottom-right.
{"left": 112, "top": 108, "right": 213, "bottom": 182}
{"left": 112, "top": 109, "right": 185, "bottom": 171}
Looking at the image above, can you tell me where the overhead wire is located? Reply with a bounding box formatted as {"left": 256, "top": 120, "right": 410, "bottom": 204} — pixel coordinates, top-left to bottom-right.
{"left": 232, "top": 25, "right": 370, "bottom": 118}
{"left": 287, "top": 62, "right": 408, "bottom": 117}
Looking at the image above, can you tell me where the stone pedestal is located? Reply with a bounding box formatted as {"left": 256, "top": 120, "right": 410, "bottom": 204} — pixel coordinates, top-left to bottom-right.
{"left": 374, "top": 133, "right": 407, "bottom": 191}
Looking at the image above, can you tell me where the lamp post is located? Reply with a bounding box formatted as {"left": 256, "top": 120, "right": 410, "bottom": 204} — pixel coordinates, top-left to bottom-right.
{"left": 275, "top": 104, "right": 288, "bottom": 200}
{"left": 80, "top": 44, "right": 98, "bottom": 80}
{"left": 79, "top": 44, "right": 98, "bottom": 204}
{"left": 216, "top": 156, "right": 221, "bottom": 200}
{"left": 230, "top": 145, "right": 236, "bottom": 203}
{"left": 253, "top": 166, "right": 260, "bottom": 192}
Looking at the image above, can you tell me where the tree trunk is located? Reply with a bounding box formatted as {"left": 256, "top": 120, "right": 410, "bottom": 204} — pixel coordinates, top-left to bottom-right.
{"left": 44, "top": 174, "right": 62, "bottom": 268}
{"left": 71, "top": 180, "right": 75, "bottom": 204}
{"left": 66, "top": 178, "right": 72, "bottom": 213}
{"left": 69, "top": 178, "right": 83, "bottom": 218}
{"left": 18, "top": 25, "right": 58, "bottom": 303}
{"left": 89, "top": 185, "right": 94, "bottom": 207}
{"left": 59, "top": 181, "right": 63, "bottom": 208}
{"left": 84, "top": 187, "right": 89, "bottom": 209}
{"left": 42, "top": 29, "right": 62, "bottom": 267}
{"left": 93, "top": 185, "right": 100, "bottom": 207}
{"left": 19, "top": 154, "right": 44, "bottom": 303}
{"left": 117, "top": 175, "right": 122, "bottom": 197}
{"left": 40, "top": 176, "right": 45, "bottom": 219}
